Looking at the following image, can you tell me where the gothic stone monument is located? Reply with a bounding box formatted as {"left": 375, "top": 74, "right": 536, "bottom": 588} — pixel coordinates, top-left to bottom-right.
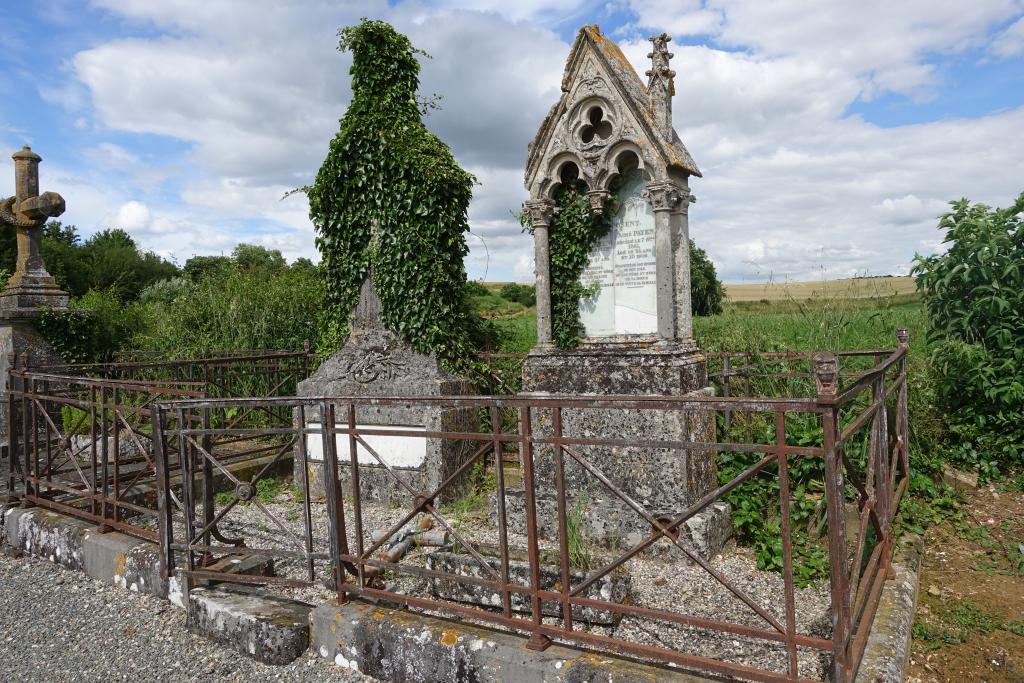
{"left": 295, "top": 275, "right": 477, "bottom": 507}
{"left": 0, "top": 146, "right": 70, "bottom": 456}
{"left": 517, "top": 26, "right": 729, "bottom": 555}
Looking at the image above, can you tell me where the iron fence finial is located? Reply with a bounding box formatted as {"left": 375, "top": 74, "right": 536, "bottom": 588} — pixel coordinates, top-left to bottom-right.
{"left": 812, "top": 352, "right": 839, "bottom": 398}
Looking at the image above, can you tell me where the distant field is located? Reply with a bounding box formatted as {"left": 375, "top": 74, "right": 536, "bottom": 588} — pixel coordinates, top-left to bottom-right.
{"left": 724, "top": 276, "right": 916, "bottom": 302}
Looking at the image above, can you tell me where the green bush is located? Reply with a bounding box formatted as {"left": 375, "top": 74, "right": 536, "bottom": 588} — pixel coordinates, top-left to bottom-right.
{"left": 36, "top": 288, "right": 143, "bottom": 363}
{"left": 307, "top": 19, "right": 480, "bottom": 374}
{"left": 913, "top": 192, "right": 1024, "bottom": 473}
{"left": 132, "top": 267, "right": 322, "bottom": 357}
{"left": 689, "top": 240, "right": 724, "bottom": 316}
{"left": 499, "top": 283, "right": 535, "bottom": 308}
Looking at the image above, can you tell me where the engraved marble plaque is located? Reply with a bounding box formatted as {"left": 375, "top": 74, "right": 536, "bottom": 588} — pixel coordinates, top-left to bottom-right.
{"left": 305, "top": 422, "right": 427, "bottom": 469}
{"left": 579, "top": 170, "right": 657, "bottom": 336}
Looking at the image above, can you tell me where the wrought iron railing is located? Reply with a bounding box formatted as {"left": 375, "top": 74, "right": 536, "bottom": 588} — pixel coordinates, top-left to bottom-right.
{"left": 150, "top": 329, "right": 910, "bottom": 683}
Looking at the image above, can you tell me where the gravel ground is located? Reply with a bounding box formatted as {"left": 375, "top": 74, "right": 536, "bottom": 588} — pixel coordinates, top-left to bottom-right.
{"left": 0, "top": 549, "right": 372, "bottom": 683}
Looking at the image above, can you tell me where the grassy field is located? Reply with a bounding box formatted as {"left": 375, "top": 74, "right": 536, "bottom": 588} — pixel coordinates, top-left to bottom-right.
{"left": 724, "top": 276, "right": 916, "bottom": 302}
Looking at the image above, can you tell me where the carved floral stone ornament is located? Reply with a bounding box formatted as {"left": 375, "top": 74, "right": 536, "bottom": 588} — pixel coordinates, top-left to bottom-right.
{"left": 344, "top": 343, "right": 406, "bottom": 384}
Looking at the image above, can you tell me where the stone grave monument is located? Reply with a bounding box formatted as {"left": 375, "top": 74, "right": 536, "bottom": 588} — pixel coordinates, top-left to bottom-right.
{"left": 515, "top": 26, "right": 730, "bottom": 555}
{"left": 296, "top": 269, "right": 477, "bottom": 507}
{"left": 0, "top": 146, "right": 70, "bottom": 457}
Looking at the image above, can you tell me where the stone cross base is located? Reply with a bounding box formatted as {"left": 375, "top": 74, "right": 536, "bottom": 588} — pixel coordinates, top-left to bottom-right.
{"left": 0, "top": 269, "right": 69, "bottom": 315}
{"left": 509, "top": 342, "right": 731, "bottom": 556}
{"left": 0, "top": 318, "right": 66, "bottom": 451}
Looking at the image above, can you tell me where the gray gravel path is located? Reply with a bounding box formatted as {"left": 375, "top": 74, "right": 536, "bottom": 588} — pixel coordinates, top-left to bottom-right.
{"left": 0, "top": 551, "right": 371, "bottom": 683}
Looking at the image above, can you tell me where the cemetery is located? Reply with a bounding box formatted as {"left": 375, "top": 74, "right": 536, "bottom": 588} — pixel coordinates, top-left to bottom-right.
{"left": 0, "top": 18, "right": 958, "bottom": 683}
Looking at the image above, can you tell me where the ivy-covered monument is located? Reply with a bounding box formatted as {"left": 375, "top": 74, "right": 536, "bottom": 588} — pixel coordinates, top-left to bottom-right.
{"left": 295, "top": 21, "right": 478, "bottom": 504}
{"left": 518, "top": 26, "right": 730, "bottom": 553}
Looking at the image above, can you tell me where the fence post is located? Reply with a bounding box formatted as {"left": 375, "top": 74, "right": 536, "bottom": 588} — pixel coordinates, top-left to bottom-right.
{"left": 815, "top": 352, "right": 850, "bottom": 683}
{"left": 152, "top": 404, "right": 174, "bottom": 580}
{"left": 6, "top": 355, "right": 20, "bottom": 505}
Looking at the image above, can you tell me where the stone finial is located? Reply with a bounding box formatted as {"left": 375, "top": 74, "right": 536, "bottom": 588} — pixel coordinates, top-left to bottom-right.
{"left": 645, "top": 33, "right": 675, "bottom": 137}
{"left": 812, "top": 352, "right": 840, "bottom": 398}
{"left": 896, "top": 327, "right": 909, "bottom": 348}
{"left": 524, "top": 199, "right": 555, "bottom": 227}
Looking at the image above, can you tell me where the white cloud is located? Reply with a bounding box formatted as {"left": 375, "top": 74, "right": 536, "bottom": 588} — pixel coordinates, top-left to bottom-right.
{"left": 992, "top": 15, "right": 1024, "bottom": 57}
{"left": 45, "top": 0, "right": 1024, "bottom": 283}
{"left": 113, "top": 200, "right": 150, "bottom": 231}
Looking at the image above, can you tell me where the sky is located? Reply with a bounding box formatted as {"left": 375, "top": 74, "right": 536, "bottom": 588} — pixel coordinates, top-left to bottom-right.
{"left": 1, "top": 1, "right": 1023, "bottom": 284}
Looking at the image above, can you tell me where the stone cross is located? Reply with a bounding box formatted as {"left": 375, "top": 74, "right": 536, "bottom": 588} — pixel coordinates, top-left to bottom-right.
{"left": 0, "top": 146, "right": 69, "bottom": 311}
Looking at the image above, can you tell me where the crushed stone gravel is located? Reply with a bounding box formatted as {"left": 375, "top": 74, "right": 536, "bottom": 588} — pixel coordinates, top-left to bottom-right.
{"left": 0, "top": 548, "right": 372, "bottom": 683}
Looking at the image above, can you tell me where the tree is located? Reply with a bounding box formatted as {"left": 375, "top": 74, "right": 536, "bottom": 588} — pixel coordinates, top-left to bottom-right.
{"left": 689, "top": 240, "right": 724, "bottom": 316}
{"left": 184, "top": 255, "right": 232, "bottom": 282}
{"left": 232, "top": 243, "right": 287, "bottom": 272}
{"left": 912, "top": 193, "right": 1024, "bottom": 470}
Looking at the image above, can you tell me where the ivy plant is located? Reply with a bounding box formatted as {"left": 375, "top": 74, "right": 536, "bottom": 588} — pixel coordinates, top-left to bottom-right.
{"left": 522, "top": 182, "right": 611, "bottom": 349}
{"left": 307, "top": 19, "right": 479, "bottom": 373}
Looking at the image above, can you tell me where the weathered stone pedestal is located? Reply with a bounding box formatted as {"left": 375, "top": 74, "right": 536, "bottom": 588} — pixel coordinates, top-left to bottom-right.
{"left": 504, "top": 341, "right": 731, "bottom": 557}
{"left": 295, "top": 280, "right": 476, "bottom": 507}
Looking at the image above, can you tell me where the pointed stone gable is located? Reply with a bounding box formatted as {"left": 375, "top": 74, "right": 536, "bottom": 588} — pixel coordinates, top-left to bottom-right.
{"left": 524, "top": 25, "right": 699, "bottom": 200}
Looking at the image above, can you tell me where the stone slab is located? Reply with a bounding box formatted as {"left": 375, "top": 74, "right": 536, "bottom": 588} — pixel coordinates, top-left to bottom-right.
{"left": 187, "top": 585, "right": 311, "bottom": 665}
{"left": 854, "top": 534, "right": 924, "bottom": 683}
{"left": 425, "top": 549, "right": 631, "bottom": 625}
{"left": 501, "top": 493, "right": 731, "bottom": 560}
{"left": 312, "top": 599, "right": 718, "bottom": 682}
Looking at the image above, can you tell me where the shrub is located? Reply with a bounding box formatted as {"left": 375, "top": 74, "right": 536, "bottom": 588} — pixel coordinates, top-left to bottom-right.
{"left": 132, "top": 267, "right": 322, "bottom": 357}
{"left": 499, "top": 283, "right": 535, "bottom": 307}
{"left": 913, "top": 192, "right": 1024, "bottom": 472}
{"left": 689, "top": 239, "right": 724, "bottom": 316}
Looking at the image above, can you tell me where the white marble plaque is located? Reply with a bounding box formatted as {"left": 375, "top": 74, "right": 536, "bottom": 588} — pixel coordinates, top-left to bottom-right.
{"left": 579, "top": 170, "right": 658, "bottom": 336}
{"left": 305, "top": 422, "right": 427, "bottom": 469}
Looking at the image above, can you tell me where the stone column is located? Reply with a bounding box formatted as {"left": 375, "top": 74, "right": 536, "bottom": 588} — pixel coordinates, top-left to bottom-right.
{"left": 525, "top": 199, "right": 555, "bottom": 347}
{"left": 12, "top": 147, "right": 45, "bottom": 278}
{"left": 672, "top": 184, "right": 695, "bottom": 342}
{"left": 644, "top": 180, "right": 687, "bottom": 342}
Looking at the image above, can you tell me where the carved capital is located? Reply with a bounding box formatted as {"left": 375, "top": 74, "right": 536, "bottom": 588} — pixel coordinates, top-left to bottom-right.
{"left": 585, "top": 190, "right": 610, "bottom": 214}
{"left": 524, "top": 199, "right": 556, "bottom": 227}
{"left": 642, "top": 181, "right": 689, "bottom": 213}
{"left": 812, "top": 352, "right": 840, "bottom": 398}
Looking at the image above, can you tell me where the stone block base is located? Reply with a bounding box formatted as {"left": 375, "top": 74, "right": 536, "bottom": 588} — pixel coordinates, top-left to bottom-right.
{"left": 312, "top": 599, "right": 718, "bottom": 682}
{"left": 425, "top": 548, "right": 631, "bottom": 625}
{"left": 501, "top": 492, "right": 732, "bottom": 560}
{"left": 187, "top": 585, "right": 312, "bottom": 665}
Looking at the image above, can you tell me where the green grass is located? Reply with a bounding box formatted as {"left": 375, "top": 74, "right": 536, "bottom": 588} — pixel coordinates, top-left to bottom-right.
{"left": 912, "top": 599, "right": 1019, "bottom": 650}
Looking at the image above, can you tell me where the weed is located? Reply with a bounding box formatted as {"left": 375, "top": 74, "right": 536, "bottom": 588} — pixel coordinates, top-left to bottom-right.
{"left": 566, "top": 490, "right": 591, "bottom": 572}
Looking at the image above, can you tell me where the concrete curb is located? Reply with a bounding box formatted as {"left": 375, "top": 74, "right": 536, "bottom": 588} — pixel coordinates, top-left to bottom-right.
{"left": 188, "top": 585, "right": 312, "bottom": 665}
{"left": 853, "top": 534, "right": 924, "bottom": 683}
{"left": 2, "top": 505, "right": 184, "bottom": 604}
{"left": 312, "top": 600, "right": 717, "bottom": 683}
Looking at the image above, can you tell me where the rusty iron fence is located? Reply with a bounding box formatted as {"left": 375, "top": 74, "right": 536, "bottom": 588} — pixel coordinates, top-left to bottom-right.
{"left": 5, "top": 348, "right": 315, "bottom": 541}
{"left": 151, "top": 329, "right": 911, "bottom": 683}
{"left": 38, "top": 347, "right": 314, "bottom": 427}
{"left": 5, "top": 366, "right": 203, "bottom": 540}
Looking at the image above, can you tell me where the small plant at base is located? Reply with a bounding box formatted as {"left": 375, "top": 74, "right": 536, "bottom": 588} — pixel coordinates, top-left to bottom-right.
{"left": 566, "top": 490, "right": 591, "bottom": 572}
